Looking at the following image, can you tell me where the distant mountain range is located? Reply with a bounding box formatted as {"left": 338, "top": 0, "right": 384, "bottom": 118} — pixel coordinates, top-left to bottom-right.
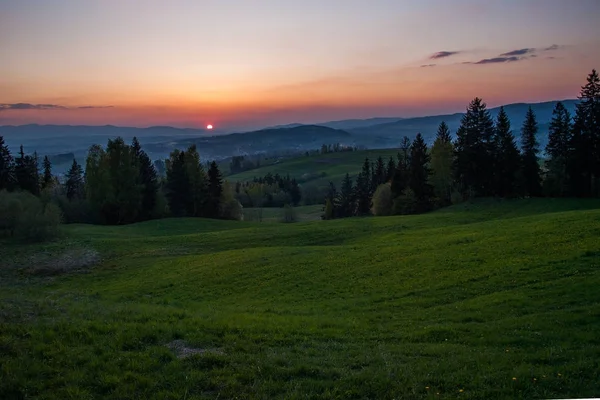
{"left": 0, "top": 99, "right": 579, "bottom": 173}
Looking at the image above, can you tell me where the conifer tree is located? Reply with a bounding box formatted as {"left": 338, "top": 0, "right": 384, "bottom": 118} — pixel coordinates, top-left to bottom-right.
{"left": 374, "top": 156, "right": 386, "bottom": 187}
{"left": 408, "top": 133, "right": 433, "bottom": 211}
{"left": 207, "top": 161, "right": 223, "bottom": 218}
{"left": 0, "top": 136, "right": 15, "bottom": 191}
{"left": 568, "top": 69, "right": 600, "bottom": 197}
{"left": 14, "top": 145, "right": 40, "bottom": 195}
{"left": 521, "top": 107, "right": 542, "bottom": 197}
{"left": 545, "top": 102, "right": 572, "bottom": 196}
{"left": 131, "top": 137, "right": 158, "bottom": 220}
{"left": 65, "top": 159, "right": 84, "bottom": 200}
{"left": 354, "top": 164, "right": 371, "bottom": 215}
{"left": 454, "top": 97, "right": 496, "bottom": 197}
{"left": 494, "top": 107, "right": 521, "bottom": 197}
{"left": 386, "top": 156, "right": 396, "bottom": 182}
{"left": 165, "top": 149, "right": 190, "bottom": 217}
{"left": 430, "top": 122, "right": 455, "bottom": 204}
{"left": 337, "top": 173, "right": 355, "bottom": 217}
{"left": 42, "top": 156, "right": 54, "bottom": 189}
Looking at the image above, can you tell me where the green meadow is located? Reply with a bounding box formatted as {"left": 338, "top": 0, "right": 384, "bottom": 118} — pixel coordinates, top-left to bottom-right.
{"left": 1, "top": 198, "right": 600, "bottom": 399}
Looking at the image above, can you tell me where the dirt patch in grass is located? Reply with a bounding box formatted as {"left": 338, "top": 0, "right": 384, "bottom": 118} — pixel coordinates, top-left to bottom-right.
{"left": 21, "top": 248, "right": 101, "bottom": 276}
{"left": 166, "top": 340, "right": 225, "bottom": 359}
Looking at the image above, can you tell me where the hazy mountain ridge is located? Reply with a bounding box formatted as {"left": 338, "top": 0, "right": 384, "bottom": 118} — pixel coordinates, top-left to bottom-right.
{"left": 0, "top": 99, "right": 579, "bottom": 173}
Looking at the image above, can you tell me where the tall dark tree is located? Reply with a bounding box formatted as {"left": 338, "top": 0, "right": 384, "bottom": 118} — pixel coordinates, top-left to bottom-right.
{"left": 289, "top": 178, "right": 301, "bottom": 206}
{"left": 386, "top": 156, "right": 396, "bottom": 182}
{"left": 337, "top": 173, "right": 355, "bottom": 217}
{"left": 521, "top": 107, "right": 542, "bottom": 197}
{"left": 42, "top": 156, "right": 54, "bottom": 189}
{"left": 131, "top": 137, "right": 158, "bottom": 220}
{"left": 14, "top": 145, "right": 40, "bottom": 195}
{"left": 545, "top": 102, "right": 572, "bottom": 196}
{"left": 399, "top": 136, "right": 411, "bottom": 169}
{"left": 568, "top": 69, "right": 600, "bottom": 197}
{"left": 165, "top": 149, "right": 190, "bottom": 217}
{"left": 207, "top": 161, "right": 223, "bottom": 218}
{"left": 354, "top": 159, "right": 372, "bottom": 215}
{"left": 430, "top": 122, "right": 455, "bottom": 204}
{"left": 436, "top": 121, "right": 452, "bottom": 143}
{"left": 408, "top": 133, "right": 433, "bottom": 210}
{"left": 0, "top": 136, "right": 14, "bottom": 191}
{"left": 374, "top": 156, "right": 386, "bottom": 187}
{"left": 65, "top": 159, "right": 84, "bottom": 200}
{"left": 454, "top": 97, "right": 496, "bottom": 197}
{"left": 494, "top": 107, "right": 521, "bottom": 197}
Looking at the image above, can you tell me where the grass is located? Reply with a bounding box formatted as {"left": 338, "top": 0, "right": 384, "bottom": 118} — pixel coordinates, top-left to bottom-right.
{"left": 227, "top": 149, "right": 400, "bottom": 186}
{"left": 1, "top": 198, "right": 600, "bottom": 399}
{"left": 243, "top": 205, "right": 323, "bottom": 222}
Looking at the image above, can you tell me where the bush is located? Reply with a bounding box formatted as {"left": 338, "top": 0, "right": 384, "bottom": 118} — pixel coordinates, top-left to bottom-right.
{"left": 53, "top": 194, "right": 93, "bottom": 223}
{"left": 371, "top": 183, "right": 393, "bottom": 216}
{"left": 219, "top": 184, "right": 244, "bottom": 221}
{"left": 392, "top": 189, "right": 419, "bottom": 215}
{"left": 281, "top": 204, "right": 298, "bottom": 223}
{"left": 0, "top": 190, "right": 62, "bottom": 242}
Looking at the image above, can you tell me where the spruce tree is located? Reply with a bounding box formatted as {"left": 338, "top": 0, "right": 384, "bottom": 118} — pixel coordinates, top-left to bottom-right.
{"left": 14, "top": 145, "right": 40, "bottom": 195}
{"left": 521, "top": 107, "right": 542, "bottom": 197}
{"left": 374, "top": 156, "right": 386, "bottom": 187}
{"left": 354, "top": 168, "right": 371, "bottom": 216}
{"left": 430, "top": 122, "right": 455, "bottom": 204}
{"left": 0, "top": 136, "right": 14, "bottom": 191}
{"left": 165, "top": 149, "right": 190, "bottom": 217}
{"left": 131, "top": 137, "right": 158, "bottom": 220}
{"left": 42, "top": 156, "right": 54, "bottom": 189}
{"left": 207, "top": 161, "right": 223, "bottom": 218}
{"left": 386, "top": 156, "right": 396, "bottom": 182}
{"left": 399, "top": 136, "right": 411, "bottom": 169}
{"left": 545, "top": 102, "right": 572, "bottom": 196}
{"left": 408, "top": 133, "right": 433, "bottom": 211}
{"left": 337, "top": 173, "right": 355, "bottom": 217}
{"left": 494, "top": 107, "right": 521, "bottom": 197}
{"left": 454, "top": 97, "right": 496, "bottom": 197}
{"left": 65, "top": 159, "right": 84, "bottom": 200}
{"left": 568, "top": 69, "right": 600, "bottom": 197}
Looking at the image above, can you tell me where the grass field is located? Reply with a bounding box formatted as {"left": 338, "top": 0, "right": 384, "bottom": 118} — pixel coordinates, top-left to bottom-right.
{"left": 243, "top": 205, "right": 323, "bottom": 222}
{"left": 227, "top": 149, "right": 400, "bottom": 187}
{"left": 1, "top": 198, "right": 600, "bottom": 399}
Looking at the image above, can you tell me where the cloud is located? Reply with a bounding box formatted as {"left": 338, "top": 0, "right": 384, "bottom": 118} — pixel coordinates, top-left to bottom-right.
{"left": 499, "top": 48, "right": 535, "bottom": 56}
{"left": 544, "top": 44, "right": 560, "bottom": 51}
{"left": 470, "top": 56, "right": 521, "bottom": 65}
{"left": 0, "top": 103, "right": 67, "bottom": 111}
{"left": 0, "top": 103, "right": 114, "bottom": 111}
{"left": 420, "top": 64, "right": 436, "bottom": 68}
{"left": 430, "top": 51, "right": 460, "bottom": 60}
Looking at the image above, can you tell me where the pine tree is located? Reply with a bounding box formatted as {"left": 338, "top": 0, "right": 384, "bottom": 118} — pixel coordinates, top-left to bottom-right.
{"left": 430, "top": 122, "right": 455, "bottom": 204}
{"left": 545, "top": 102, "right": 572, "bottom": 196}
{"left": 408, "top": 133, "right": 433, "bottom": 211}
{"left": 42, "top": 156, "right": 54, "bottom": 189}
{"left": 374, "top": 156, "right": 386, "bottom": 187}
{"left": 165, "top": 149, "right": 190, "bottom": 216}
{"left": 399, "top": 136, "right": 411, "bottom": 169}
{"left": 14, "top": 145, "right": 40, "bottom": 195}
{"left": 131, "top": 137, "right": 158, "bottom": 220}
{"left": 354, "top": 164, "right": 371, "bottom": 215}
{"left": 386, "top": 156, "right": 396, "bottom": 182}
{"left": 207, "top": 161, "right": 223, "bottom": 218}
{"left": 568, "top": 69, "right": 600, "bottom": 197}
{"left": 0, "top": 136, "right": 15, "bottom": 191}
{"left": 65, "top": 159, "right": 84, "bottom": 200}
{"left": 337, "top": 173, "right": 355, "bottom": 217}
{"left": 494, "top": 107, "right": 521, "bottom": 197}
{"left": 454, "top": 97, "right": 496, "bottom": 197}
{"left": 183, "top": 145, "right": 209, "bottom": 217}
{"left": 521, "top": 107, "right": 542, "bottom": 197}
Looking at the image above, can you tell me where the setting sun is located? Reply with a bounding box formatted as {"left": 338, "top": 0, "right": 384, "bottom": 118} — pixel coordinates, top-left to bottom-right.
{"left": 206, "top": 124, "right": 213, "bottom": 130}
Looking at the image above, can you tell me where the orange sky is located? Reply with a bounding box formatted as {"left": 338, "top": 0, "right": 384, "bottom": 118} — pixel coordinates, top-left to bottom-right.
{"left": 1, "top": 1, "right": 599, "bottom": 130}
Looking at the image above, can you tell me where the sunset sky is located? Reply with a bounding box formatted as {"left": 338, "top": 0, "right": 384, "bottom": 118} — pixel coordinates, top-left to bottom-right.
{"left": 1, "top": 0, "right": 600, "bottom": 130}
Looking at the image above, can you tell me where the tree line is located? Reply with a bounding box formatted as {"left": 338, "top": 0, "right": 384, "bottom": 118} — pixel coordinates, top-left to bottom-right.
{"left": 0, "top": 137, "right": 243, "bottom": 227}
{"left": 323, "top": 69, "right": 600, "bottom": 219}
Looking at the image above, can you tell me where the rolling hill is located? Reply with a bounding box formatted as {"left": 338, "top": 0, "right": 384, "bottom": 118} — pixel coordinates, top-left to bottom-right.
{"left": 2, "top": 198, "right": 600, "bottom": 399}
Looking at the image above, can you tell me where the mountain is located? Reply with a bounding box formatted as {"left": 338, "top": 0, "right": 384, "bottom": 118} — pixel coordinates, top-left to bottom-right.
{"left": 267, "top": 117, "right": 403, "bottom": 131}
{"left": 348, "top": 99, "right": 579, "bottom": 148}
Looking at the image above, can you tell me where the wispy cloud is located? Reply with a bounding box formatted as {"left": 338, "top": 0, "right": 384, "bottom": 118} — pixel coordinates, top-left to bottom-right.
{"left": 420, "top": 64, "right": 436, "bottom": 68}
{"left": 0, "top": 103, "right": 114, "bottom": 111}
{"left": 430, "top": 51, "right": 460, "bottom": 60}
{"left": 499, "top": 48, "right": 535, "bottom": 56}
{"left": 471, "top": 56, "right": 520, "bottom": 65}
{"left": 544, "top": 44, "right": 561, "bottom": 51}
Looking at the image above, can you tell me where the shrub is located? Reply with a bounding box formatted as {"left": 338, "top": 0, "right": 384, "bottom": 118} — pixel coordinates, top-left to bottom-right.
{"left": 281, "top": 204, "right": 298, "bottom": 223}
{"left": 371, "top": 183, "right": 393, "bottom": 216}
{"left": 219, "top": 184, "right": 244, "bottom": 221}
{"left": 0, "top": 190, "right": 62, "bottom": 242}
{"left": 392, "top": 189, "right": 419, "bottom": 215}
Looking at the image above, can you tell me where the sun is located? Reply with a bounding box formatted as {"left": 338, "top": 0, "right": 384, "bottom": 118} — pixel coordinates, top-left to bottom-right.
{"left": 206, "top": 124, "right": 213, "bottom": 130}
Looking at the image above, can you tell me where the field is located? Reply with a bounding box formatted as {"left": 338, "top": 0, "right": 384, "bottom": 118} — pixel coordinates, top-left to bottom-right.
{"left": 226, "top": 149, "right": 400, "bottom": 187}
{"left": 1, "top": 198, "right": 600, "bottom": 399}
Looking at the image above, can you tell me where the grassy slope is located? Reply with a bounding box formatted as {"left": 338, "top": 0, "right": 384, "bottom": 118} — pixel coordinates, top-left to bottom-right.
{"left": 1, "top": 199, "right": 600, "bottom": 399}
{"left": 227, "top": 149, "right": 400, "bottom": 186}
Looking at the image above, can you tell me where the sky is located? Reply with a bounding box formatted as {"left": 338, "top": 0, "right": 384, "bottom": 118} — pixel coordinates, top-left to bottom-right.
{"left": 1, "top": 0, "right": 600, "bottom": 131}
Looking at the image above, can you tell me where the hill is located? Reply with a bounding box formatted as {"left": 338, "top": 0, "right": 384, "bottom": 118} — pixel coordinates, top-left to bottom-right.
{"left": 2, "top": 198, "right": 600, "bottom": 399}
